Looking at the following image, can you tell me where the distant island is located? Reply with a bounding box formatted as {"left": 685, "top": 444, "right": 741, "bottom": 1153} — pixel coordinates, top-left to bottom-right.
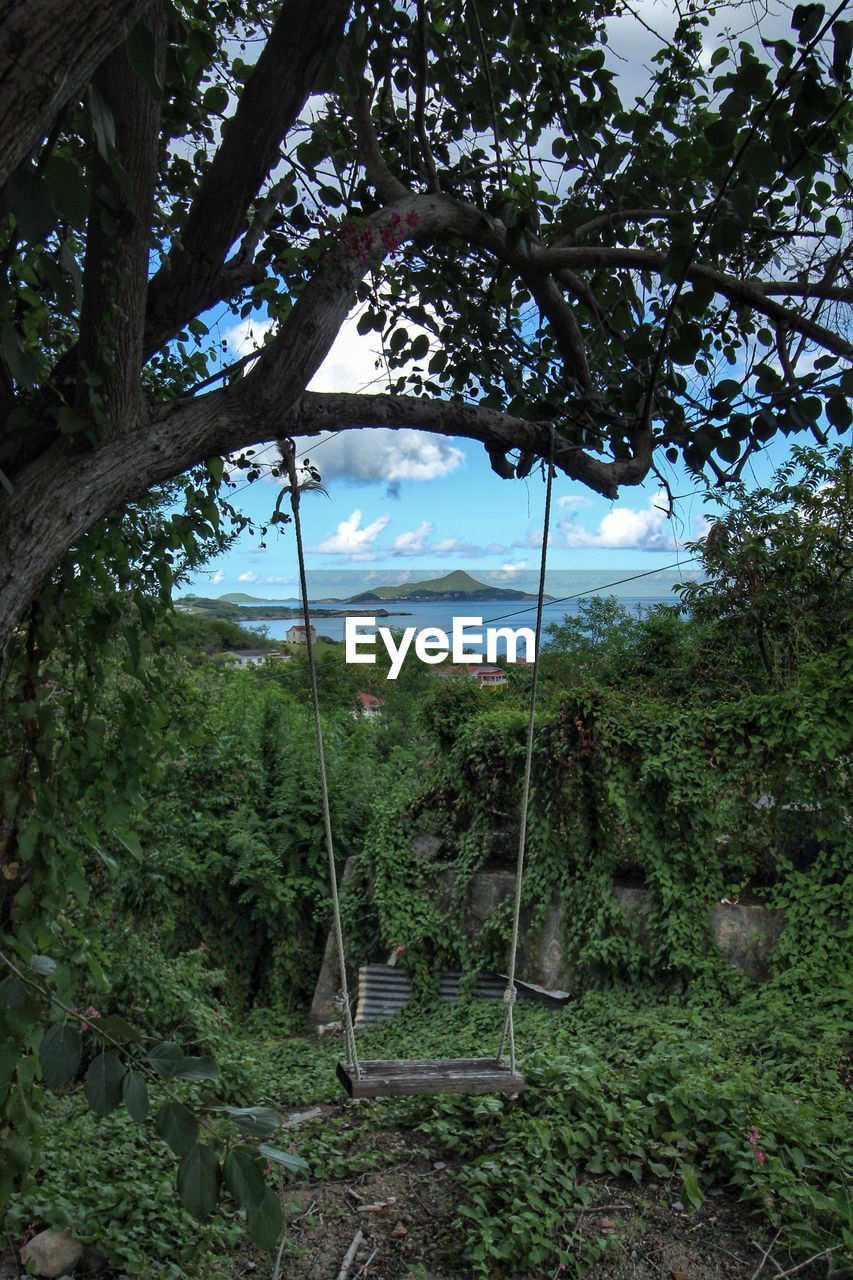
{"left": 342, "top": 570, "right": 550, "bottom": 603}
{"left": 177, "top": 571, "right": 550, "bottom": 619}
{"left": 176, "top": 597, "right": 408, "bottom": 621}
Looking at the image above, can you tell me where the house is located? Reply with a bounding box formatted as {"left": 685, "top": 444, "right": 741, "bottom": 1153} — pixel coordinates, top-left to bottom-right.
{"left": 355, "top": 692, "right": 384, "bottom": 719}
{"left": 433, "top": 664, "right": 508, "bottom": 688}
{"left": 222, "top": 649, "right": 286, "bottom": 668}
{"left": 286, "top": 624, "right": 316, "bottom": 643}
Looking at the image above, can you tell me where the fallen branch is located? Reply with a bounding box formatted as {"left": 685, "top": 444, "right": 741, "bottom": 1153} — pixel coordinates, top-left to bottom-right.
{"left": 773, "top": 1245, "right": 842, "bottom": 1278}
{"left": 751, "top": 1229, "right": 783, "bottom": 1280}
{"left": 357, "top": 1245, "right": 379, "bottom": 1276}
{"left": 337, "top": 1229, "right": 364, "bottom": 1280}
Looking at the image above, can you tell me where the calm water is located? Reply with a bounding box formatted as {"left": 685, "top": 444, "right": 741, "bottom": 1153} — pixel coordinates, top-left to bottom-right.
{"left": 238, "top": 596, "right": 673, "bottom": 654}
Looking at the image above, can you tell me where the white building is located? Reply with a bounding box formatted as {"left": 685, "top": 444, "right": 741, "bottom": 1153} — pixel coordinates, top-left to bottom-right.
{"left": 286, "top": 624, "right": 316, "bottom": 644}
{"left": 355, "top": 692, "right": 384, "bottom": 719}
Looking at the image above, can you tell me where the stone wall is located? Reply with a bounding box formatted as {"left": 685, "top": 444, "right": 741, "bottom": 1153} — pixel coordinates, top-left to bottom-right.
{"left": 309, "top": 858, "right": 787, "bottom": 1024}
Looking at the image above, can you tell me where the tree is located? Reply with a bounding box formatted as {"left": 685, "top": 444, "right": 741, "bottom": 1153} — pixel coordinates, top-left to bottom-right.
{"left": 0, "top": 0, "right": 851, "bottom": 666}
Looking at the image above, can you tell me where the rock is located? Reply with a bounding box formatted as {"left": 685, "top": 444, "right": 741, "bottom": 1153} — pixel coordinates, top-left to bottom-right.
{"left": 20, "top": 1229, "right": 83, "bottom": 1278}
{"left": 598, "top": 1218, "right": 617, "bottom": 1231}
{"left": 390, "top": 1222, "right": 407, "bottom": 1239}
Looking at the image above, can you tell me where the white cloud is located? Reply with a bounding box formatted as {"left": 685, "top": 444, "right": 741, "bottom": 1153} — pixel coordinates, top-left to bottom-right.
{"left": 238, "top": 571, "right": 259, "bottom": 583}
{"left": 310, "top": 308, "right": 385, "bottom": 396}
{"left": 556, "top": 491, "right": 679, "bottom": 551}
{"left": 210, "top": 569, "right": 225, "bottom": 585}
{"left": 263, "top": 575, "right": 294, "bottom": 585}
{"left": 391, "top": 520, "right": 435, "bottom": 555}
{"left": 306, "top": 429, "right": 464, "bottom": 488}
{"left": 223, "top": 317, "right": 274, "bottom": 366}
{"left": 315, "top": 509, "right": 391, "bottom": 559}
{"left": 304, "top": 307, "right": 461, "bottom": 490}
{"left": 557, "top": 493, "right": 593, "bottom": 510}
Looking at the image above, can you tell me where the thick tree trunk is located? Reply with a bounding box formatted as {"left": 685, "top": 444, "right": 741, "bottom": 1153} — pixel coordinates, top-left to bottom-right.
{"left": 0, "top": 0, "right": 156, "bottom": 187}
{"left": 76, "top": 5, "right": 167, "bottom": 432}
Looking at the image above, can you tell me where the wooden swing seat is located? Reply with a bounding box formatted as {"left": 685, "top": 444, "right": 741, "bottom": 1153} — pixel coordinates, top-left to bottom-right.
{"left": 336, "top": 1057, "right": 525, "bottom": 1099}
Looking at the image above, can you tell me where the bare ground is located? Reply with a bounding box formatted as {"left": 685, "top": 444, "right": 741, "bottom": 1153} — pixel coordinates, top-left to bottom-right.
{"left": 230, "top": 1111, "right": 798, "bottom": 1280}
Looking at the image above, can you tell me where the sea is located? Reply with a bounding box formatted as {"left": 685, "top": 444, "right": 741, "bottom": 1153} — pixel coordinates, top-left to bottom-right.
{"left": 236, "top": 595, "right": 677, "bottom": 655}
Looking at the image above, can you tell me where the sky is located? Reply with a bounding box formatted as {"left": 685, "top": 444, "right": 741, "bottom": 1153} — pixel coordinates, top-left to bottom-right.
{"left": 177, "top": 0, "right": 813, "bottom": 601}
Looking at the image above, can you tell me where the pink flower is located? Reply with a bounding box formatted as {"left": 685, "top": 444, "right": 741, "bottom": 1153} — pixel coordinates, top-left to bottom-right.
{"left": 754, "top": 1149, "right": 766, "bottom": 1165}
{"left": 266, "top": 1161, "right": 274, "bottom": 1174}
{"left": 746, "top": 1126, "right": 761, "bottom": 1146}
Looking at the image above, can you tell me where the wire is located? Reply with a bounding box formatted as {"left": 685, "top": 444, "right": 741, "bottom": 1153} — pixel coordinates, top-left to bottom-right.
{"left": 479, "top": 557, "right": 701, "bottom": 628}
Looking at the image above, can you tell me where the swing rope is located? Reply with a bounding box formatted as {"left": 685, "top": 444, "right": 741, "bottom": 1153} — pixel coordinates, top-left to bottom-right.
{"left": 281, "top": 440, "right": 361, "bottom": 1077}
{"left": 497, "top": 425, "right": 555, "bottom": 1075}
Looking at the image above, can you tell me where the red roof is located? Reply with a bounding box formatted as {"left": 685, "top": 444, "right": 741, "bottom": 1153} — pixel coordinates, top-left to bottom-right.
{"left": 288, "top": 624, "right": 315, "bottom": 632}
{"left": 356, "top": 692, "right": 383, "bottom": 708}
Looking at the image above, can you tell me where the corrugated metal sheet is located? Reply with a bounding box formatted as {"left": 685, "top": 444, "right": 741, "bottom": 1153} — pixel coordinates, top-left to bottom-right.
{"left": 354, "top": 964, "right": 569, "bottom": 1028}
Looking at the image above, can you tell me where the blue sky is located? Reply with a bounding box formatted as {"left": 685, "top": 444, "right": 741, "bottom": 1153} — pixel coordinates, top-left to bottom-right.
{"left": 179, "top": 305, "right": 795, "bottom": 600}
{"left": 177, "top": 1, "right": 810, "bottom": 600}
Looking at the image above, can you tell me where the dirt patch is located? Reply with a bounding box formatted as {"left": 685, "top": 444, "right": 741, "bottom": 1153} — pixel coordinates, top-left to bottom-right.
{"left": 231, "top": 1154, "right": 804, "bottom": 1280}
{"left": 572, "top": 1181, "right": 782, "bottom": 1280}
{"left": 235, "top": 1137, "right": 465, "bottom": 1279}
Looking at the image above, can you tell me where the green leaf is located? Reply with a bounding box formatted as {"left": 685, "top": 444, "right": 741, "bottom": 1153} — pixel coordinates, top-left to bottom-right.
{"left": 704, "top": 117, "right": 737, "bottom": 150}
{"left": 218, "top": 1106, "right": 281, "bottom": 1137}
{"left": 177, "top": 1143, "right": 221, "bottom": 1221}
{"left": 0, "top": 322, "right": 40, "bottom": 390}
{"left": 43, "top": 155, "right": 89, "bottom": 226}
{"left": 127, "top": 18, "right": 163, "bottom": 98}
{"left": 29, "top": 955, "right": 56, "bottom": 977}
{"left": 681, "top": 1164, "right": 703, "bottom": 1209}
{"left": 711, "top": 379, "right": 742, "bottom": 401}
{"left": 0, "top": 977, "right": 29, "bottom": 1010}
{"left": 122, "top": 1070, "right": 149, "bottom": 1123}
{"left": 259, "top": 1143, "right": 309, "bottom": 1173}
{"left": 5, "top": 168, "right": 55, "bottom": 243}
{"left": 716, "top": 435, "right": 741, "bottom": 464}
{"left": 148, "top": 1041, "right": 184, "bottom": 1077}
{"left": 176, "top": 1055, "right": 219, "bottom": 1082}
{"left": 87, "top": 83, "right": 116, "bottom": 161}
{"left": 156, "top": 1101, "right": 199, "bottom": 1157}
{"left": 203, "top": 85, "right": 230, "bottom": 114}
{"left": 826, "top": 395, "right": 852, "bottom": 430}
{"left": 224, "top": 1148, "right": 267, "bottom": 1212}
{"left": 92, "top": 1014, "right": 141, "bottom": 1043}
{"left": 84, "top": 1052, "right": 126, "bottom": 1116}
{"left": 410, "top": 334, "right": 430, "bottom": 361}
{"left": 247, "top": 1186, "right": 283, "bottom": 1248}
{"left": 39, "top": 1024, "right": 83, "bottom": 1088}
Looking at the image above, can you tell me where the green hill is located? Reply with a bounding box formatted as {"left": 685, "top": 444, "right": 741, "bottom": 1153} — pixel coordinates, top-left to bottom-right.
{"left": 217, "top": 592, "right": 290, "bottom": 603}
{"left": 346, "top": 570, "right": 542, "bottom": 602}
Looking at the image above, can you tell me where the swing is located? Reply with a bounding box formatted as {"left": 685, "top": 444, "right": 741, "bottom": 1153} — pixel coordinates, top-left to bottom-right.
{"left": 280, "top": 428, "right": 555, "bottom": 1099}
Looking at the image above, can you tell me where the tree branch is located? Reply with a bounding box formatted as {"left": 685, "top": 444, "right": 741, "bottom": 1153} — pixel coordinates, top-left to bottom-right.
{"left": 533, "top": 245, "right": 853, "bottom": 357}
{"left": 0, "top": 0, "right": 156, "bottom": 188}
{"left": 555, "top": 208, "right": 674, "bottom": 245}
{"left": 414, "top": 0, "right": 441, "bottom": 192}
{"left": 288, "top": 391, "right": 649, "bottom": 495}
{"left": 142, "top": 0, "right": 351, "bottom": 357}
{"left": 75, "top": 3, "right": 167, "bottom": 433}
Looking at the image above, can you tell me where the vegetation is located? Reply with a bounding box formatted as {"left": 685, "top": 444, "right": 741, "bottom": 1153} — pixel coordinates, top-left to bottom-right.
{"left": 0, "top": 0, "right": 851, "bottom": 1271}
{"left": 1, "top": 445, "right": 850, "bottom": 1276}
{"left": 1, "top": 0, "right": 851, "bottom": 657}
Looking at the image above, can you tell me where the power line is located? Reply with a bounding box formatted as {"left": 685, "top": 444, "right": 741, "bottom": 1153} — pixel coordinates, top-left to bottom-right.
{"left": 479, "top": 557, "right": 701, "bottom": 627}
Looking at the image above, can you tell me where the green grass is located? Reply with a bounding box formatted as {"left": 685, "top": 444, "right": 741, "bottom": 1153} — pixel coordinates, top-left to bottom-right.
{"left": 9, "top": 985, "right": 851, "bottom": 1278}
